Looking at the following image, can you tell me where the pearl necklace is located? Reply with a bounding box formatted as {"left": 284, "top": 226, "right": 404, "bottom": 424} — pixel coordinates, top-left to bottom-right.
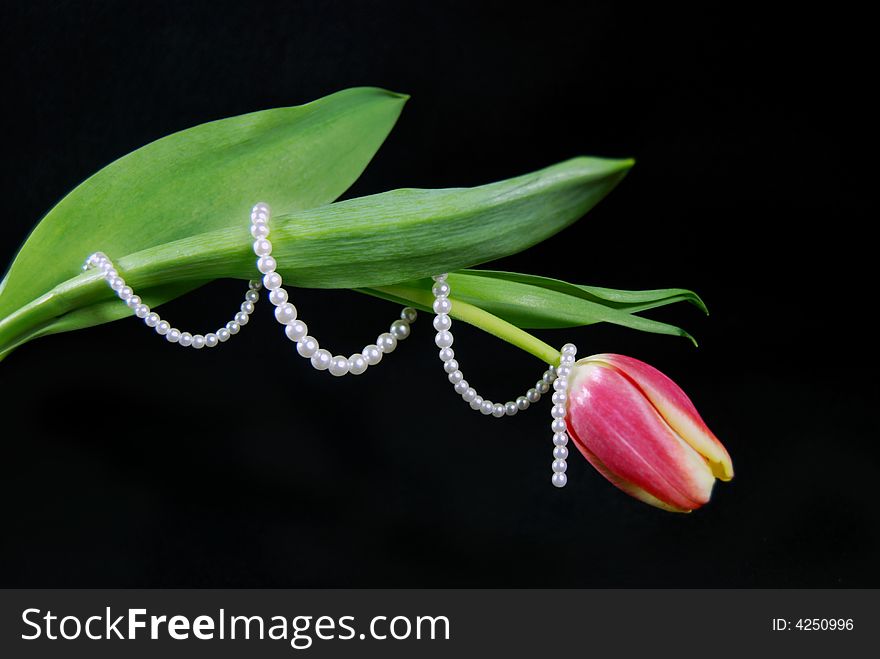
{"left": 84, "top": 203, "right": 576, "bottom": 487}
{"left": 430, "top": 273, "right": 575, "bottom": 486}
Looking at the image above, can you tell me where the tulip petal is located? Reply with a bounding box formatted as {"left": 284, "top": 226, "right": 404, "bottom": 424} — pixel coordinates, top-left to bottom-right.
{"left": 575, "top": 441, "right": 692, "bottom": 513}
{"left": 567, "top": 362, "right": 717, "bottom": 511}
{"left": 589, "top": 354, "right": 733, "bottom": 480}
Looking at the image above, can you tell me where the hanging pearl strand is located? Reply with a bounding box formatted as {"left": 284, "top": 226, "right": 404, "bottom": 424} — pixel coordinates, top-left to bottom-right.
{"left": 82, "top": 253, "right": 260, "bottom": 347}
{"left": 550, "top": 342, "right": 577, "bottom": 487}
{"left": 249, "top": 203, "right": 416, "bottom": 376}
{"left": 86, "top": 203, "right": 416, "bottom": 374}
{"left": 86, "top": 204, "right": 579, "bottom": 488}
{"left": 431, "top": 273, "right": 558, "bottom": 418}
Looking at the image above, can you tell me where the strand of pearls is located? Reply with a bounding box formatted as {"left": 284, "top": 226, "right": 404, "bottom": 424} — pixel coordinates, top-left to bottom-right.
{"left": 550, "top": 343, "right": 577, "bottom": 487}
{"left": 86, "top": 203, "right": 579, "bottom": 488}
{"left": 82, "top": 253, "right": 259, "bottom": 347}
{"left": 249, "top": 203, "right": 416, "bottom": 376}
{"left": 85, "top": 203, "right": 416, "bottom": 369}
{"left": 431, "top": 273, "right": 557, "bottom": 418}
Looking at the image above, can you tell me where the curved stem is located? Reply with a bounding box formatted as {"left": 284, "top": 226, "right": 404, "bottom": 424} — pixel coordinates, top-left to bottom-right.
{"left": 374, "top": 283, "right": 561, "bottom": 365}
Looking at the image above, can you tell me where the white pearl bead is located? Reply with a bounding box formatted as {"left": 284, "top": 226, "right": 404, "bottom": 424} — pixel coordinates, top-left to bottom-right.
{"left": 551, "top": 405, "right": 567, "bottom": 419}
{"left": 401, "top": 307, "right": 418, "bottom": 323}
{"left": 505, "top": 402, "right": 518, "bottom": 416}
{"left": 556, "top": 365, "right": 572, "bottom": 378}
{"left": 155, "top": 321, "right": 170, "bottom": 335}
{"left": 448, "top": 370, "right": 464, "bottom": 384}
{"left": 217, "top": 328, "right": 231, "bottom": 342}
{"left": 516, "top": 396, "right": 530, "bottom": 410}
{"left": 253, "top": 239, "right": 272, "bottom": 256}
{"left": 492, "top": 403, "right": 505, "bottom": 418}
{"left": 377, "top": 333, "right": 397, "bottom": 353}
{"left": 480, "top": 400, "right": 494, "bottom": 415}
{"left": 134, "top": 304, "right": 149, "bottom": 319}
{"left": 275, "top": 303, "right": 297, "bottom": 324}
{"left": 552, "top": 472, "right": 567, "bottom": 488}
{"left": 470, "top": 395, "right": 484, "bottom": 410}
{"left": 526, "top": 388, "right": 541, "bottom": 403}
{"left": 542, "top": 369, "right": 556, "bottom": 385}
{"left": 144, "top": 312, "right": 160, "bottom": 327}
{"left": 454, "top": 380, "right": 469, "bottom": 395}
{"left": 240, "top": 301, "right": 255, "bottom": 314}
{"left": 269, "top": 288, "right": 288, "bottom": 306}
{"left": 434, "top": 330, "right": 453, "bottom": 348}
{"left": 348, "top": 353, "right": 368, "bottom": 375}
{"left": 226, "top": 321, "right": 241, "bottom": 335}
{"left": 363, "top": 344, "right": 382, "bottom": 365}
{"left": 250, "top": 223, "right": 270, "bottom": 239}
{"left": 432, "top": 297, "right": 452, "bottom": 314}
{"left": 311, "top": 349, "right": 332, "bottom": 370}
{"left": 432, "top": 281, "right": 450, "bottom": 297}
{"left": 252, "top": 202, "right": 270, "bottom": 214}
{"left": 205, "top": 333, "right": 219, "bottom": 348}
{"left": 285, "top": 320, "right": 308, "bottom": 342}
{"left": 433, "top": 314, "right": 451, "bottom": 331}
{"left": 553, "top": 446, "right": 569, "bottom": 460}
{"left": 103, "top": 267, "right": 117, "bottom": 279}
{"left": 249, "top": 279, "right": 262, "bottom": 290}
{"left": 553, "top": 432, "right": 569, "bottom": 446}
{"left": 263, "top": 272, "right": 282, "bottom": 290}
{"left": 551, "top": 418, "right": 567, "bottom": 433}
{"left": 245, "top": 289, "right": 259, "bottom": 303}
{"left": 192, "top": 335, "right": 206, "bottom": 349}
{"left": 561, "top": 354, "right": 575, "bottom": 365}
{"left": 257, "top": 255, "right": 276, "bottom": 273}
{"left": 562, "top": 343, "right": 577, "bottom": 355}
{"left": 552, "top": 391, "right": 567, "bottom": 405}
{"left": 443, "top": 359, "right": 459, "bottom": 374}
{"left": 438, "top": 347, "right": 455, "bottom": 362}
{"left": 297, "top": 336, "right": 319, "bottom": 358}
{"left": 118, "top": 286, "right": 133, "bottom": 301}
{"left": 536, "top": 381, "right": 550, "bottom": 394}
{"left": 462, "top": 387, "right": 477, "bottom": 402}
{"left": 179, "top": 332, "right": 193, "bottom": 347}
{"left": 552, "top": 459, "right": 568, "bottom": 473}
{"left": 329, "top": 355, "right": 350, "bottom": 377}
{"left": 553, "top": 379, "right": 568, "bottom": 392}
{"left": 109, "top": 276, "right": 125, "bottom": 291}
{"left": 234, "top": 311, "right": 249, "bottom": 325}
{"left": 390, "top": 319, "right": 410, "bottom": 340}
{"left": 432, "top": 273, "right": 448, "bottom": 282}
{"left": 166, "top": 328, "right": 181, "bottom": 343}
{"left": 127, "top": 295, "right": 141, "bottom": 309}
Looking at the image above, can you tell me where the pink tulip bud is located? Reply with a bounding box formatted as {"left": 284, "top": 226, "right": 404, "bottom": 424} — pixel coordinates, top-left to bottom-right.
{"left": 565, "top": 353, "right": 733, "bottom": 512}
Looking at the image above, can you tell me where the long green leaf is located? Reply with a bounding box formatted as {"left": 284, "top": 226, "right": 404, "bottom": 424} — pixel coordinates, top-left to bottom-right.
{"left": 366, "top": 271, "right": 699, "bottom": 345}
{"left": 462, "top": 269, "right": 707, "bottom": 314}
{"left": 0, "top": 86, "right": 408, "bottom": 320}
{"left": 0, "top": 157, "right": 632, "bottom": 358}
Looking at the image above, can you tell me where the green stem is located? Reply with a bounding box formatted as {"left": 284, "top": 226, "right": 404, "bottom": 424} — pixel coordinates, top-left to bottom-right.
{"left": 374, "top": 283, "right": 561, "bottom": 365}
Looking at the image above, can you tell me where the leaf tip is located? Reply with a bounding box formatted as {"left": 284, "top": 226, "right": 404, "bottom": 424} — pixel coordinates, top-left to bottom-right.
{"left": 690, "top": 291, "right": 709, "bottom": 316}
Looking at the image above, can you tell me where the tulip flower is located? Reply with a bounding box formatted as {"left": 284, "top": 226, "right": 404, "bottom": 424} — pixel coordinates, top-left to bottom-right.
{"left": 565, "top": 353, "right": 732, "bottom": 512}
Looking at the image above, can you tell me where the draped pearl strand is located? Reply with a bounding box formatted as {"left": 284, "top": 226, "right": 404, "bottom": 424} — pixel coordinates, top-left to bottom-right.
{"left": 431, "top": 273, "right": 575, "bottom": 486}
{"left": 81, "top": 252, "right": 260, "bottom": 347}
{"left": 85, "top": 202, "right": 578, "bottom": 487}
{"left": 84, "top": 203, "right": 416, "bottom": 375}
{"left": 247, "top": 203, "right": 415, "bottom": 376}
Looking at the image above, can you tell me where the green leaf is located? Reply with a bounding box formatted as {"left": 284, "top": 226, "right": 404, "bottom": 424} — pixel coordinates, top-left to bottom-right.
{"left": 461, "top": 269, "right": 708, "bottom": 314}
{"left": 0, "top": 156, "right": 632, "bottom": 359}
{"left": 367, "top": 270, "right": 699, "bottom": 346}
{"left": 0, "top": 86, "right": 408, "bottom": 321}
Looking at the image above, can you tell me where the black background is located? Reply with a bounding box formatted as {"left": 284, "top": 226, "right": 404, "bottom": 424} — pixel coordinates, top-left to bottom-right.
{"left": 0, "top": 1, "right": 875, "bottom": 587}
